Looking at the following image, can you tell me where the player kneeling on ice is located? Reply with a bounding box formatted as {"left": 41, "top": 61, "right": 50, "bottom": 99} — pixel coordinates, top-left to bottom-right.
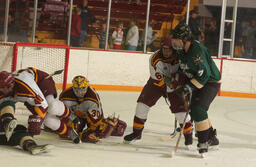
{"left": 0, "top": 101, "right": 52, "bottom": 155}
{"left": 123, "top": 36, "right": 193, "bottom": 147}
{"left": 59, "top": 76, "right": 127, "bottom": 143}
{"left": 171, "top": 23, "right": 221, "bottom": 155}
{"left": 0, "top": 68, "right": 80, "bottom": 144}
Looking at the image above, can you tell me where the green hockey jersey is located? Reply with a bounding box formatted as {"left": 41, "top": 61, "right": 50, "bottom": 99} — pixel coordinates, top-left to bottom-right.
{"left": 177, "top": 40, "right": 221, "bottom": 89}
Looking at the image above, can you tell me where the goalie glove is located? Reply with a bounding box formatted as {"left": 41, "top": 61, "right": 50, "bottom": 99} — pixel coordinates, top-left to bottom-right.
{"left": 105, "top": 116, "right": 118, "bottom": 127}
{"left": 111, "top": 119, "right": 127, "bottom": 137}
{"left": 80, "top": 128, "right": 100, "bottom": 143}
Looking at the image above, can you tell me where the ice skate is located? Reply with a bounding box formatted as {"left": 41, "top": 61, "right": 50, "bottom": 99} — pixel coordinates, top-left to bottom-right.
{"left": 123, "top": 132, "right": 141, "bottom": 144}
{"left": 198, "top": 142, "right": 208, "bottom": 158}
{"left": 185, "top": 135, "right": 193, "bottom": 150}
{"left": 29, "top": 144, "right": 54, "bottom": 155}
{"left": 208, "top": 129, "right": 219, "bottom": 150}
{"left": 4, "top": 118, "right": 17, "bottom": 141}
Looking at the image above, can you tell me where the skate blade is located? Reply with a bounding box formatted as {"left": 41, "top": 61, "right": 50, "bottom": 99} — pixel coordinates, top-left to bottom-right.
{"left": 123, "top": 139, "right": 141, "bottom": 144}
{"left": 31, "top": 145, "right": 54, "bottom": 155}
{"left": 5, "top": 119, "right": 17, "bottom": 141}
{"left": 209, "top": 145, "right": 219, "bottom": 151}
{"left": 200, "top": 152, "right": 207, "bottom": 158}
{"left": 186, "top": 145, "right": 194, "bottom": 151}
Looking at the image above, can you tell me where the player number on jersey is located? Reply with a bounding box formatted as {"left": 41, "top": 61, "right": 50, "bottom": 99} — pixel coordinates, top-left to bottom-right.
{"left": 91, "top": 110, "right": 101, "bottom": 118}
{"left": 155, "top": 72, "right": 163, "bottom": 80}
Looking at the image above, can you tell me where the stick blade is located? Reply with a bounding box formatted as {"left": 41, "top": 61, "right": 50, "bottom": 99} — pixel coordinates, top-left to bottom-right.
{"left": 54, "top": 69, "right": 64, "bottom": 75}
{"left": 170, "top": 150, "right": 176, "bottom": 158}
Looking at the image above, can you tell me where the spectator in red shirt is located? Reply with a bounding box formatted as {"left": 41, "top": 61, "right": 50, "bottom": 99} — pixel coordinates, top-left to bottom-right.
{"left": 71, "top": 7, "right": 82, "bottom": 47}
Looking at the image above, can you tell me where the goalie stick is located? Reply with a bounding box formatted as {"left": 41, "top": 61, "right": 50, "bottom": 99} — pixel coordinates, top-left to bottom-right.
{"left": 45, "top": 69, "right": 64, "bottom": 79}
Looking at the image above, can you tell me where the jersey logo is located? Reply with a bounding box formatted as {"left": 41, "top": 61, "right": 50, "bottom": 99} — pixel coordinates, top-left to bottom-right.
{"left": 193, "top": 54, "right": 203, "bottom": 65}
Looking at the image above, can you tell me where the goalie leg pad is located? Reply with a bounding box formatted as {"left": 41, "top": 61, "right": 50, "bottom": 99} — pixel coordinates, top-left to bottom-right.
{"left": 111, "top": 119, "right": 127, "bottom": 136}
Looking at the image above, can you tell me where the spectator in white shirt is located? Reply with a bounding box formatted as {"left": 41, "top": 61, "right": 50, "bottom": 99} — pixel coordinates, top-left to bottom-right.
{"left": 125, "top": 18, "right": 139, "bottom": 51}
{"left": 112, "top": 22, "right": 124, "bottom": 50}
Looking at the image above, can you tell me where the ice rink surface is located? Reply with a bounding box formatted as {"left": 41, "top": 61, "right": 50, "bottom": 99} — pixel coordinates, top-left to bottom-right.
{"left": 1, "top": 91, "right": 256, "bottom": 167}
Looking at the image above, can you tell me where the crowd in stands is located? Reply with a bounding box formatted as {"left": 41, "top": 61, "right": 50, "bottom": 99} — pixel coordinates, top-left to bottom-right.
{"left": 0, "top": 0, "right": 256, "bottom": 59}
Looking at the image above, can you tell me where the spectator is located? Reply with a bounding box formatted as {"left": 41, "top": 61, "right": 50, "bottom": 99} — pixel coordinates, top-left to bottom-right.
{"left": 141, "top": 19, "right": 158, "bottom": 52}
{"left": 204, "top": 19, "right": 219, "bottom": 56}
{"left": 98, "top": 23, "right": 109, "bottom": 49}
{"left": 241, "top": 21, "right": 250, "bottom": 58}
{"left": 188, "top": 9, "right": 204, "bottom": 41}
{"left": 70, "top": 7, "right": 82, "bottom": 47}
{"left": 78, "top": 0, "right": 97, "bottom": 46}
{"left": 234, "top": 19, "right": 245, "bottom": 58}
{"left": 247, "top": 19, "right": 256, "bottom": 58}
{"left": 112, "top": 22, "right": 124, "bottom": 50}
{"left": 125, "top": 18, "right": 139, "bottom": 51}
{"left": 0, "top": 14, "right": 28, "bottom": 42}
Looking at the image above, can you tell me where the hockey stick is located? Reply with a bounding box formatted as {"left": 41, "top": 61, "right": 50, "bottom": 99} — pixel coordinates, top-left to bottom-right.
{"left": 170, "top": 92, "right": 192, "bottom": 157}
{"left": 160, "top": 119, "right": 178, "bottom": 141}
{"left": 45, "top": 69, "right": 64, "bottom": 79}
{"left": 160, "top": 95, "right": 179, "bottom": 141}
{"left": 170, "top": 119, "right": 177, "bottom": 137}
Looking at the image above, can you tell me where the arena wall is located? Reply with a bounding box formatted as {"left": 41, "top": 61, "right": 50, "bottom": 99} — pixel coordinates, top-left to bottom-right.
{"left": 67, "top": 48, "right": 256, "bottom": 98}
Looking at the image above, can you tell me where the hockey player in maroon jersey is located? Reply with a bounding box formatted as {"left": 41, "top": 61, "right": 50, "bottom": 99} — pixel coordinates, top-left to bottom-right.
{"left": 0, "top": 68, "right": 80, "bottom": 144}
{"left": 59, "top": 75, "right": 127, "bottom": 143}
{"left": 123, "top": 36, "right": 193, "bottom": 146}
{"left": 0, "top": 100, "right": 52, "bottom": 155}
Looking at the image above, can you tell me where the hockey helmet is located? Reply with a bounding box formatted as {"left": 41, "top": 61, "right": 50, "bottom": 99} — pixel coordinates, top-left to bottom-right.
{"left": 0, "top": 71, "right": 14, "bottom": 88}
{"left": 72, "top": 75, "right": 89, "bottom": 98}
{"left": 172, "top": 22, "right": 191, "bottom": 40}
{"left": 160, "top": 35, "right": 173, "bottom": 49}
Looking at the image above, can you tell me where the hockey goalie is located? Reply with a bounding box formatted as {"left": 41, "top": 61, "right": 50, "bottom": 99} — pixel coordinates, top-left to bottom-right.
{"left": 59, "top": 75, "right": 127, "bottom": 143}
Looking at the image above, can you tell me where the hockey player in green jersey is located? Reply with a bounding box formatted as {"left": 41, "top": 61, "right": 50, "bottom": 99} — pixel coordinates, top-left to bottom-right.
{"left": 0, "top": 101, "right": 52, "bottom": 155}
{"left": 171, "top": 22, "right": 221, "bottom": 155}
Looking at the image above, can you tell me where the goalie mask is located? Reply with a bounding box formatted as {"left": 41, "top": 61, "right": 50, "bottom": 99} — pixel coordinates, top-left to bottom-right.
{"left": 72, "top": 75, "right": 89, "bottom": 98}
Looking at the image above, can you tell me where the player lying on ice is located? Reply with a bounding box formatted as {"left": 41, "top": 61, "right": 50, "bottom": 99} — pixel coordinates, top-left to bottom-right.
{"left": 123, "top": 36, "right": 194, "bottom": 147}
{"left": 0, "top": 68, "right": 81, "bottom": 144}
{"left": 0, "top": 100, "right": 52, "bottom": 155}
{"left": 59, "top": 75, "right": 127, "bottom": 143}
{"left": 171, "top": 22, "right": 220, "bottom": 155}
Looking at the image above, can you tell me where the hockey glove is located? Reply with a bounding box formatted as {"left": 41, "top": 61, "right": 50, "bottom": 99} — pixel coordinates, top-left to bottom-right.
{"left": 175, "top": 82, "right": 197, "bottom": 98}
{"left": 164, "top": 76, "right": 173, "bottom": 88}
{"left": 28, "top": 115, "right": 44, "bottom": 135}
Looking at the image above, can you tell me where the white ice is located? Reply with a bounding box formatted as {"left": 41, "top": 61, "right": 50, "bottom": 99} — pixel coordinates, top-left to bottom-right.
{"left": 1, "top": 91, "right": 256, "bottom": 167}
